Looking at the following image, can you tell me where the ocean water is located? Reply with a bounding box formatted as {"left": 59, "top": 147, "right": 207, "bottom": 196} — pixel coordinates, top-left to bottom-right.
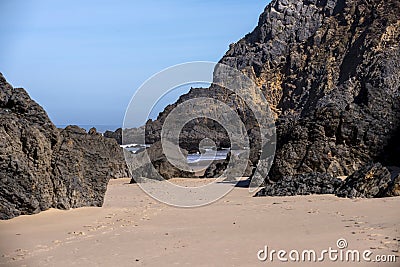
{"left": 122, "top": 144, "right": 230, "bottom": 163}
{"left": 122, "top": 144, "right": 150, "bottom": 153}
{"left": 56, "top": 125, "right": 121, "bottom": 133}
{"left": 187, "top": 149, "right": 230, "bottom": 163}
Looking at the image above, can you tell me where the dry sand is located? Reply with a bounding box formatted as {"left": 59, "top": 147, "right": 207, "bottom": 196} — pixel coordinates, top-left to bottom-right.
{"left": 0, "top": 178, "right": 399, "bottom": 266}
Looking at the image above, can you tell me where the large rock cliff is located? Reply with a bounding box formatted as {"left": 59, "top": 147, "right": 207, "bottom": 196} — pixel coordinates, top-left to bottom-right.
{"left": 0, "top": 74, "right": 129, "bottom": 219}
{"left": 120, "top": 0, "right": 400, "bottom": 193}
{"left": 220, "top": 0, "right": 400, "bottom": 180}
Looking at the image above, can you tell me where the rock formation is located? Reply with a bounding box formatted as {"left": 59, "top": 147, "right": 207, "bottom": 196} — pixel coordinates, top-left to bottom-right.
{"left": 104, "top": 127, "right": 123, "bottom": 144}
{"left": 128, "top": 141, "right": 195, "bottom": 182}
{"left": 336, "top": 163, "right": 396, "bottom": 198}
{"left": 220, "top": 0, "right": 400, "bottom": 181}
{"left": 6, "top": 0, "right": 398, "bottom": 210}
{"left": 255, "top": 173, "right": 343, "bottom": 196}
{"left": 202, "top": 151, "right": 254, "bottom": 179}
{"left": 126, "top": 0, "right": 400, "bottom": 196}
{"left": 0, "top": 74, "right": 129, "bottom": 219}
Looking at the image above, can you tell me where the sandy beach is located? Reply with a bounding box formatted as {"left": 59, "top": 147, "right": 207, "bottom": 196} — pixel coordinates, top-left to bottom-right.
{"left": 0, "top": 178, "right": 399, "bottom": 266}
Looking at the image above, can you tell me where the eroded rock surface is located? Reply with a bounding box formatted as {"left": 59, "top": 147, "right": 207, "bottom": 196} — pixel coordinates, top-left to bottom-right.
{"left": 137, "top": 0, "right": 400, "bottom": 197}
{"left": 30, "top": 0, "right": 400, "bottom": 200}
{"left": 128, "top": 141, "right": 195, "bottom": 183}
{"left": 121, "top": 0, "right": 399, "bottom": 186}
{"left": 0, "top": 74, "right": 128, "bottom": 219}
{"left": 336, "top": 163, "right": 394, "bottom": 198}
{"left": 255, "top": 173, "right": 343, "bottom": 196}
{"left": 221, "top": 0, "right": 400, "bottom": 180}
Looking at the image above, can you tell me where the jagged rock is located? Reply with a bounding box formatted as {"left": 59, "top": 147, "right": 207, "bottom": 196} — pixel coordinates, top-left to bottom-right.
{"left": 0, "top": 74, "right": 60, "bottom": 219}
{"left": 386, "top": 174, "right": 400, "bottom": 197}
{"left": 128, "top": 141, "right": 195, "bottom": 183}
{"left": 202, "top": 159, "right": 227, "bottom": 178}
{"left": 58, "top": 125, "right": 128, "bottom": 179}
{"left": 104, "top": 128, "right": 122, "bottom": 144}
{"left": 104, "top": 127, "right": 152, "bottom": 147}
{"left": 88, "top": 127, "right": 99, "bottom": 135}
{"left": 130, "top": 0, "right": 400, "bottom": 190}
{"left": 255, "top": 173, "right": 343, "bottom": 196}
{"left": 221, "top": 0, "right": 400, "bottom": 180}
{"left": 202, "top": 151, "right": 254, "bottom": 178}
{"left": 336, "top": 163, "right": 393, "bottom": 198}
{"left": 0, "top": 74, "right": 129, "bottom": 219}
{"left": 140, "top": 88, "right": 246, "bottom": 153}
{"left": 51, "top": 125, "right": 130, "bottom": 209}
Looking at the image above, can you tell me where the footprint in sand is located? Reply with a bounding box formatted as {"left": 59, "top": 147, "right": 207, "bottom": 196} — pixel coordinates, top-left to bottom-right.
{"left": 68, "top": 231, "right": 86, "bottom": 236}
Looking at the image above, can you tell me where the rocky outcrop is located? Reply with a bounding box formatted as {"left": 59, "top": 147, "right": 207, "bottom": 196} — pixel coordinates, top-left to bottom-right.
{"left": 104, "top": 128, "right": 122, "bottom": 144}
{"left": 51, "top": 126, "right": 130, "bottom": 209}
{"left": 220, "top": 0, "right": 400, "bottom": 180}
{"left": 336, "top": 163, "right": 394, "bottom": 198}
{"left": 202, "top": 151, "right": 254, "bottom": 178}
{"left": 387, "top": 174, "right": 400, "bottom": 197}
{"left": 0, "top": 74, "right": 129, "bottom": 219}
{"left": 0, "top": 74, "right": 60, "bottom": 219}
{"left": 254, "top": 163, "right": 400, "bottom": 198}
{"left": 128, "top": 141, "right": 195, "bottom": 183}
{"left": 255, "top": 173, "right": 343, "bottom": 196}
{"left": 130, "top": 87, "right": 246, "bottom": 153}
{"left": 37, "top": 0, "right": 398, "bottom": 199}
{"left": 132, "top": 0, "right": 400, "bottom": 197}
{"left": 202, "top": 159, "right": 228, "bottom": 178}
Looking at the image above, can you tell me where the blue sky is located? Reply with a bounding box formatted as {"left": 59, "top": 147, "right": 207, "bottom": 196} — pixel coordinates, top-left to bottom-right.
{"left": 0, "top": 0, "right": 268, "bottom": 128}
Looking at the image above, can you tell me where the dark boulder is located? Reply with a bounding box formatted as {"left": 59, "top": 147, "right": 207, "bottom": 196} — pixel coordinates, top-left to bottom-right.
{"left": 221, "top": 0, "right": 400, "bottom": 180}
{"left": 255, "top": 173, "right": 343, "bottom": 197}
{"left": 0, "top": 74, "right": 129, "bottom": 219}
{"left": 386, "top": 174, "right": 400, "bottom": 197}
{"left": 128, "top": 141, "right": 195, "bottom": 183}
{"left": 0, "top": 74, "right": 59, "bottom": 219}
{"left": 201, "top": 159, "right": 227, "bottom": 178}
{"left": 104, "top": 128, "right": 122, "bottom": 144}
{"left": 51, "top": 125, "right": 130, "bottom": 209}
{"left": 336, "top": 163, "right": 394, "bottom": 198}
{"left": 202, "top": 151, "right": 254, "bottom": 178}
